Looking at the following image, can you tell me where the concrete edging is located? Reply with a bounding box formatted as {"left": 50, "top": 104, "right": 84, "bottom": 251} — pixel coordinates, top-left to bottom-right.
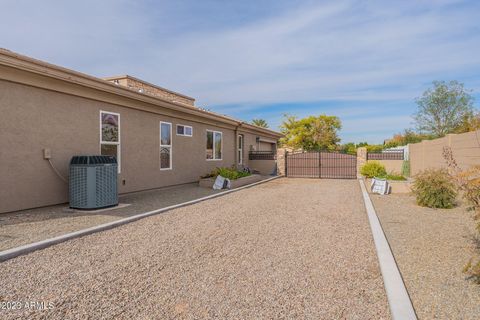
{"left": 359, "top": 179, "right": 417, "bottom": 320}
{"left": 0, "top": 175, "right": 282, "bottom": 263}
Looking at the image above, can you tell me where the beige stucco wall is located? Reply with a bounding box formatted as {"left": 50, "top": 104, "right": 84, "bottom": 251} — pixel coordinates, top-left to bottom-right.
{"left": 258, "top": 141, "right": 273, "bottom": 151}
{"left": 0, "top": 80, "right": 276, "bottom": 213}
{"left": 248, "top": 160, "right": 276, "bottom": 175}
{"left": 357, "top": 147, "right": 403, "bottom": 175}
{"left": 367, "top": 160, "right": 403, "bottom": 174}
{"left": 409, "top": 130, "right": 480, "bottom": 176}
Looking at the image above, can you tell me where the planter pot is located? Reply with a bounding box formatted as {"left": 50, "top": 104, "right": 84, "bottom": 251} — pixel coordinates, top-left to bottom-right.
{"left": 199, "top": 174, "right": 264, "bottom": 189}
{"left": 365, "top": 178, "right": 412, "bottom": 194}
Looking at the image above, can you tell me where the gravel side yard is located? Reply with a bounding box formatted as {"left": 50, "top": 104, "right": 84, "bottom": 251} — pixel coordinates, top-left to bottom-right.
{"left": 0, "top": 183, "right": 220, "bottom": 251}
{"left": 0, "top": 178, "right": 389, "bottom": 319}
{"left": 371, "top": 193, "right": 480, "bottom": 319}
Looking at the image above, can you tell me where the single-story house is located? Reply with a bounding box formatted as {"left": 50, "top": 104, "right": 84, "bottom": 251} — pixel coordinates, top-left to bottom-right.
{"left": 0, "top": 49, "right": 282, "bottom": 214}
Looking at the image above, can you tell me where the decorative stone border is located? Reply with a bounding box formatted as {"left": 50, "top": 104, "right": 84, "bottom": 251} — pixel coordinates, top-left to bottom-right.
{"left": 359, "top": 179, "right": 417, "bottom": 320}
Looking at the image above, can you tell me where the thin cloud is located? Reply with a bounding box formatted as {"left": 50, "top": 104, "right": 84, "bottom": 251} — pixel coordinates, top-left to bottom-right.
{"left": 0, "top": 0, "right": 479, "bottom": 143}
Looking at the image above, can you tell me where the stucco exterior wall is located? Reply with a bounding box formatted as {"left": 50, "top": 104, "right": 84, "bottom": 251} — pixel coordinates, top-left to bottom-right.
{"left": 258, "top": 141, "right": 273, "bottom": 151}
{"left": 409, "top": 130, "right": 480, "bottom": 175}
{"left": 357, "top": 148, "right": 403, "bottom": 176}
{"left": 367, "top": 160, "right": 403, "bottom": 174}
{"left": 248, "top": 160, "right": 276, "bottom": 175}
{"left": 0, "top": 80, "right": 275, "bottom": 213}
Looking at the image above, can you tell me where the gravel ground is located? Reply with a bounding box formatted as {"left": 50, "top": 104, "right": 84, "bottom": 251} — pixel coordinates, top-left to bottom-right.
{"left": 0, "top": 178, "right": 389, "bottom": 319}
{"left": 371, "top": 193, "right": 480, "bottom": 319}
{"left": 0, "top": 183, "right": 220, "bottom": 251}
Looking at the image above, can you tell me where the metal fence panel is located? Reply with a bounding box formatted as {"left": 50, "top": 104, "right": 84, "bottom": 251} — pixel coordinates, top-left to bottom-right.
{"left": 286, "top": 151, "right": 356, "bottom": 179}
{"left": 249, "top": 151, "right": 276, "bottom": 160}
{"left": 367, "top": 151, "right": 404, "bottom": 160}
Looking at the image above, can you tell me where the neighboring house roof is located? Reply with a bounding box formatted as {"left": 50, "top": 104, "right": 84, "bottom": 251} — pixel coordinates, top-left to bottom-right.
{"left": 0, "top": 48, "right": 282, "bottom": 139}
{"left": 103, "top": 75, "right": 195, "bottom": 104}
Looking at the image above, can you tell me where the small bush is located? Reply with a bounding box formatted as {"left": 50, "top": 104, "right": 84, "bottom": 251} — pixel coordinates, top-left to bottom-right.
{"left": 360, "top": 161, "right": 387, "bottom": 178}
{"left": 464, "top": 257, "right": 480, "bottom": 284}
{"left": 201, "top": 166, "right": 251, "bottom": 180}
{"left": 411, "top": 169, "right": 457, "bottom": 208}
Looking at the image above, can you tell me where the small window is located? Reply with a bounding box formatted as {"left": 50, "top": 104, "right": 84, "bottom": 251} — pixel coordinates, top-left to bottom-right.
{"left": 206, "top": 131, "right": 214, "bottom": 159}
{"left": 206, "top": 130, "right": 222, "bottom": 160}
{"left": 160, "top": 122, "right": 172, "bottom": 170}
{"left": 100, "top": 111, "right": 121, "bottom": 173}
{"left": 238, "top": 135, "right": 243, "bottom": 165}
{"left": 176, "top": 124, "right": 193, "bottom": 136}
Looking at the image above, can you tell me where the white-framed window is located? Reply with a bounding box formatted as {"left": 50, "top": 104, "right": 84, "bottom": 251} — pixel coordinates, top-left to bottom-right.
{"left": 100, "top": 111, "right": 121, "bottom": 173}
{"left": 206, "top": 130, "right": 222, "bottom": 160}
{"left": 160, "top": 122, "right": 172, "bottom": 170}
{"left": 176, "top": 124, "right": 193, "bottom": 137}
{"left": 238, "top": 134, "right": 243, "bottom": 165}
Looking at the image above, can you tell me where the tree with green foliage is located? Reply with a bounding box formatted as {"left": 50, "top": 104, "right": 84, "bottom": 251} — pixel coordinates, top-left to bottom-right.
{"left": 365, "top": 144, "right": 384, "bottom": 152}
{"left": 384, "top": 129, "right": 434, "bottom": 148}
{"left": 251, "top": 119, "right": 269, "bottom": 128}
{"left": 279, "top": 114, "right": 341, "bottom": 150}
{"left": 414, "top": 80, "right": 475, "bottom": 137}
{"left": 338, "top": 142, "right": 357, "bottom": 155}
{"left": 338, "top": 142, "right": 371, "bottom": 154}
{"left": 454, "top": 112, "right": 480, "bottom": 134}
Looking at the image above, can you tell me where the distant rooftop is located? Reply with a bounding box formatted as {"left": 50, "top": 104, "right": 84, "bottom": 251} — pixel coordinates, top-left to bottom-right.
{"left": 103, "top": 75, "right": 195, "bottom": 106}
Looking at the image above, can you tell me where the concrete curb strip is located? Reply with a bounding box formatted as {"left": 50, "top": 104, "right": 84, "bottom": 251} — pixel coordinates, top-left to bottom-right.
{"left": 359, "top": 179, "right": 417, "bottom": 320}
{"left": 0, "top": 176, "right": 281, "bottom": 263}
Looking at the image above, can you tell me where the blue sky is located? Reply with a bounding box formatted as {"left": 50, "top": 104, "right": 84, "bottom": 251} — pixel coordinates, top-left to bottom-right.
{"left": 1, "top": 0, "right": 480, "bottom": 143}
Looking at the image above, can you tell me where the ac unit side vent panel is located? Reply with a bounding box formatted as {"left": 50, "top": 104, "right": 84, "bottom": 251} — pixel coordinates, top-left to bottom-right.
{"left": 69, "top": 155, "right": 118, "bottom": 210}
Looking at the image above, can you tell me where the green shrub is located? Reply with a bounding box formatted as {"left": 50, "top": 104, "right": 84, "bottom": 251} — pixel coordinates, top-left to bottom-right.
{"left": 401, "top": 160, "right": 410, "bottom": 177}
{"left": 360, "top": 161, "right": 387, "bottom": 178}
{"left": 411, "top": 169, "right": 457, "bottom": 208}
{"left": 201, "top": 166, "right": 251, "bottom": 180}
{"left": 385, "top": 173, "right": 407, "bottom": 181}
{"left": 216, "top": 167, "right": 251, "bottom": 180}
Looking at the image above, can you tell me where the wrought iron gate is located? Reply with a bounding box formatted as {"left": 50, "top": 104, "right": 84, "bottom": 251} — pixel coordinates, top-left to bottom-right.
{"left": 285, "top": 151, "right": 357, "bottom": 179}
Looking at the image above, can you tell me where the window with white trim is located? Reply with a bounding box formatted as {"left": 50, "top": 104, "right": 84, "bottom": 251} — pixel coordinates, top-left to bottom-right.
{"left": 160, "top": 122, "right": 172, "bottom": 170}
{"left": 176, "top": 124, "right": 192, "bottom": 136}
{"left": 100, "top": 111, "right": 121, "bottom": 173}
{"left": 238, "top": 134, "right": 243, "bottom": 164}
{"left": 206, "top": 130, "right": 222, "bottom": 160}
